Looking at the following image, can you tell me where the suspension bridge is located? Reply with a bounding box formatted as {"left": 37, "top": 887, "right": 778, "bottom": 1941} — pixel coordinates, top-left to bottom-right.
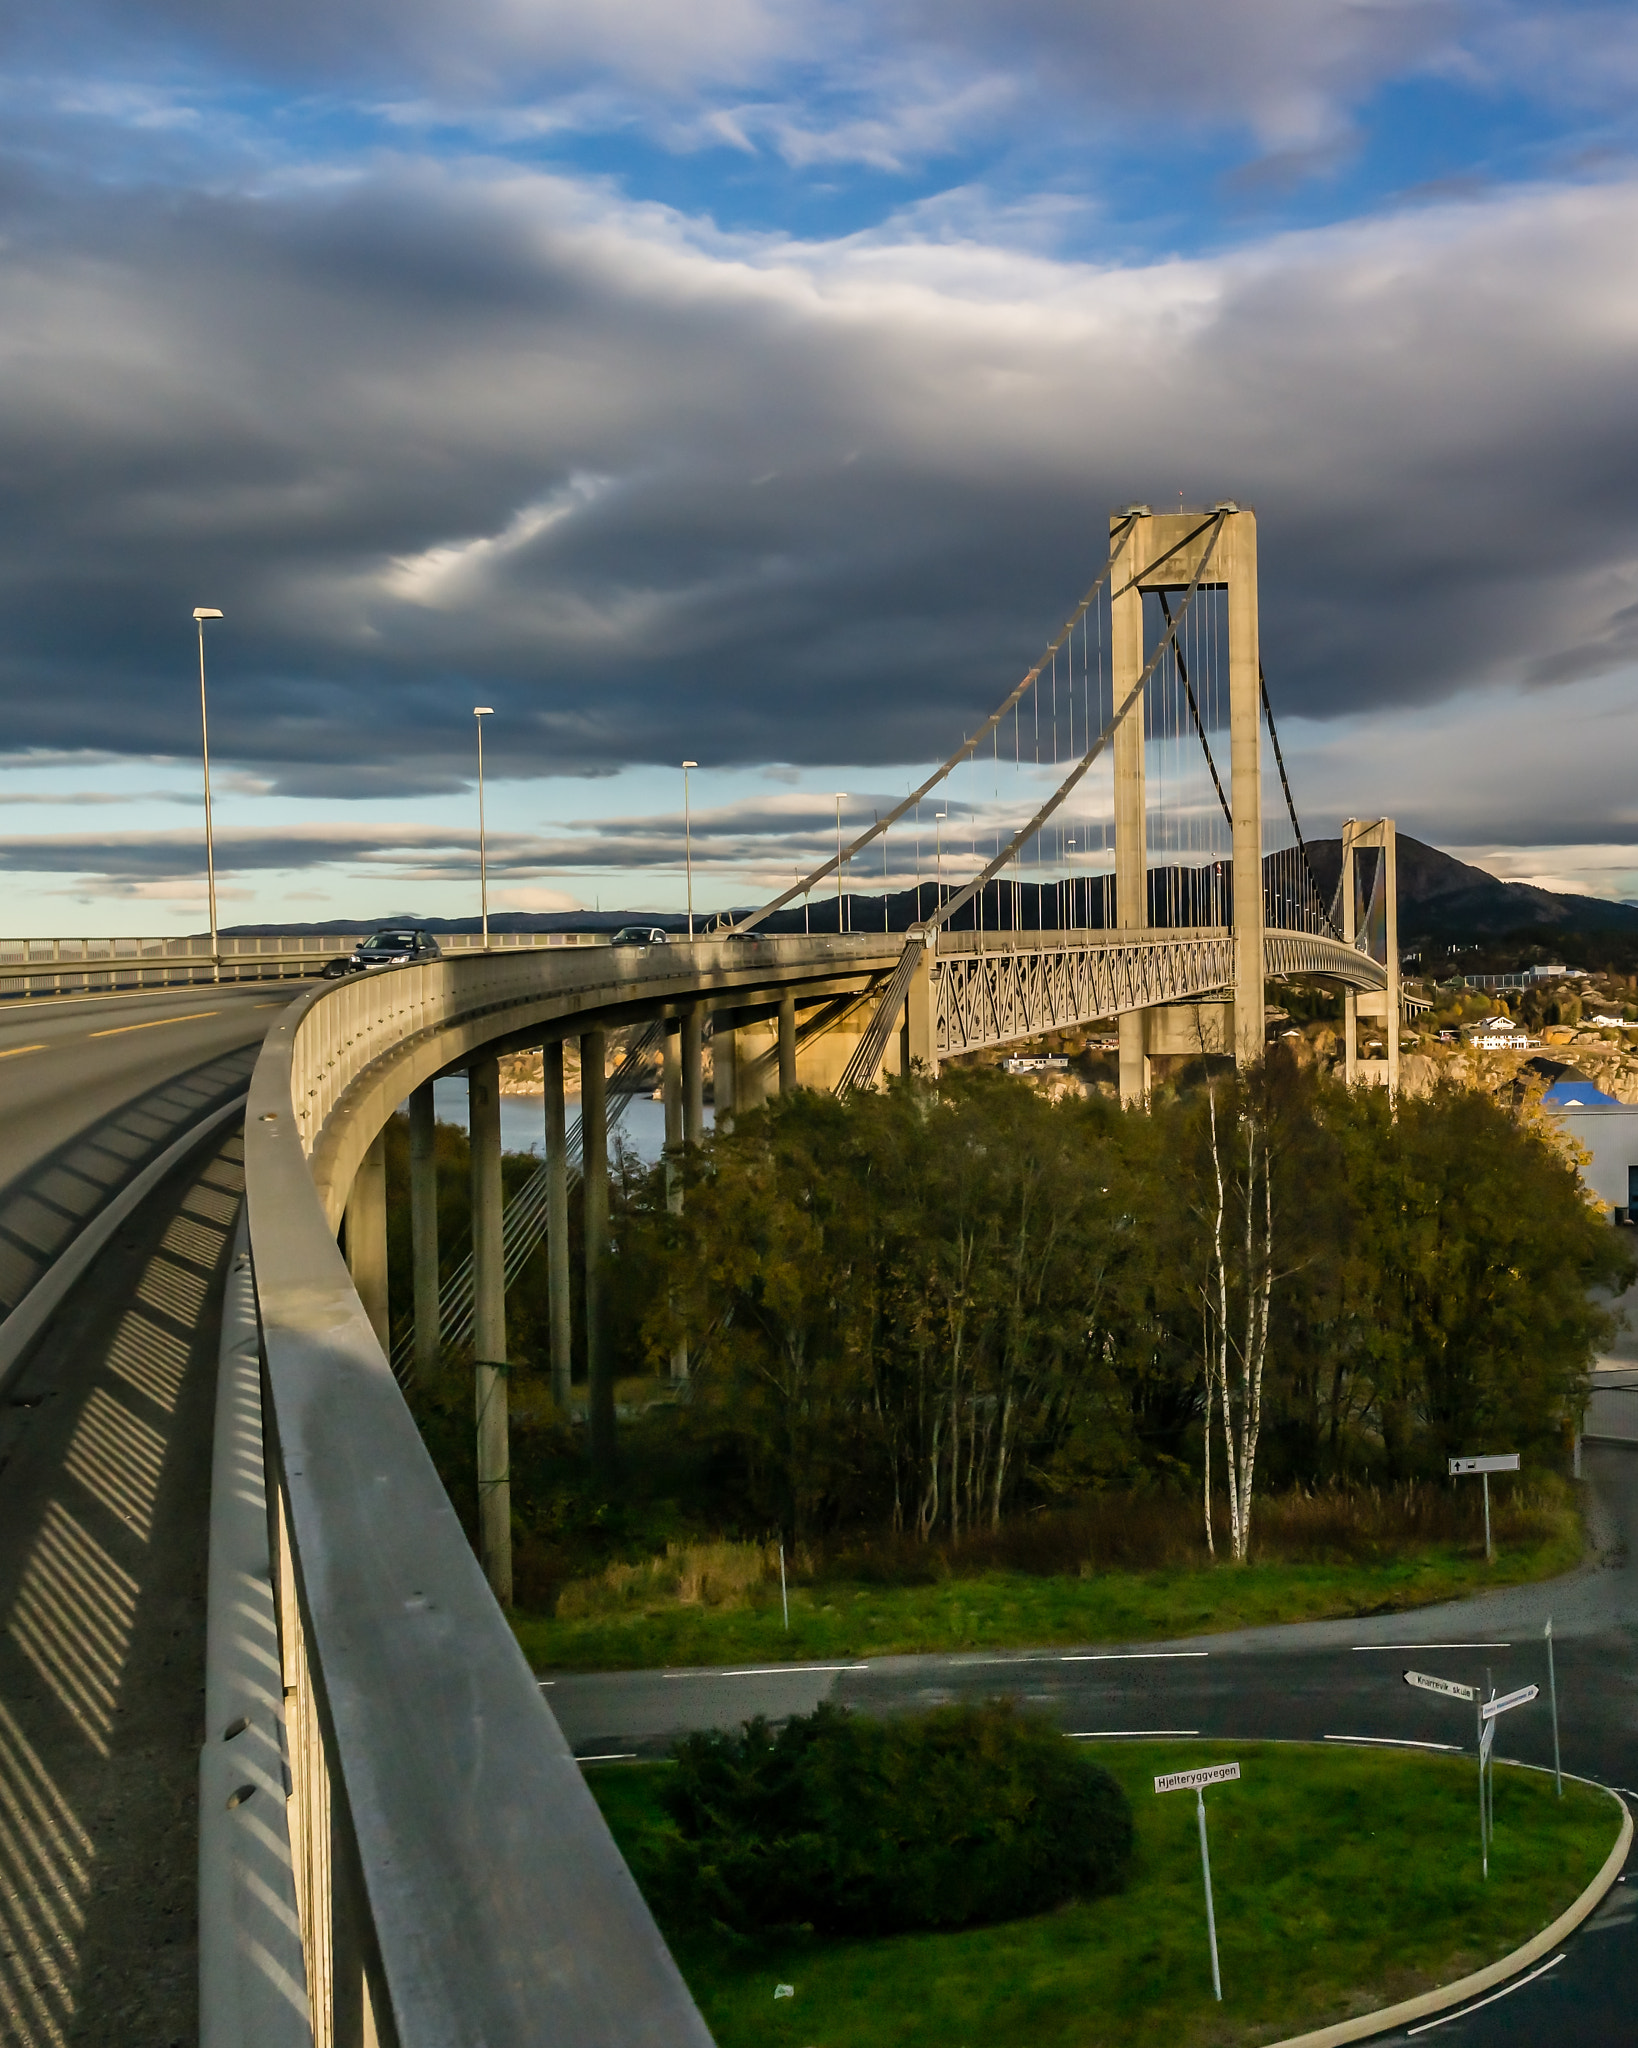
{"left": 0, "top": 502, "right": 1413, "bottom": 2048}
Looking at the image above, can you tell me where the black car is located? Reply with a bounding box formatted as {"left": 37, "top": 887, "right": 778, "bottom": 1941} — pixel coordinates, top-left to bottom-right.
{"left": 609, "top": 926, "right": 669, "bottom": 947}
{"left": 320, "top": 928, "right": 442, "bottom": 978}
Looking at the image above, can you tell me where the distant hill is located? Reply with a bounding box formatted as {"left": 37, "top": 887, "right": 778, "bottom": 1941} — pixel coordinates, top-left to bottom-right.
{"left": 1303, "top": 835, "right": 1638, "bottom": 946}
{"left": 221, "top": 835, "right": 1638, "bottom": 952}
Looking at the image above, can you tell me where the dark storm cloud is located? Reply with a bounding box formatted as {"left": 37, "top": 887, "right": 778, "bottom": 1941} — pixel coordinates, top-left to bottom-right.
{"left": 3, "top": 149, "right": 1638, "bottom": 800}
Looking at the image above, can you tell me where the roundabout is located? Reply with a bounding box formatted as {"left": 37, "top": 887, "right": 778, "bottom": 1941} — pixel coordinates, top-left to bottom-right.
{"left": 542, "top": 1444, "right": 1638, "bottom": 2046}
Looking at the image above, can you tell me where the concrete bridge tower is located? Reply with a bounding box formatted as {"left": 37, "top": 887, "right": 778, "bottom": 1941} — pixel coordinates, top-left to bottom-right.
{"left": 1112, "top": 504, "right": 1263, "bottom": 1102}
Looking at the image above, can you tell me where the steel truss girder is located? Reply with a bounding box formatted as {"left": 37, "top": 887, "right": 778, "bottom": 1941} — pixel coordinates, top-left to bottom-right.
{"left": 931, "top": 927, "right": 1386, "bottom": 1058}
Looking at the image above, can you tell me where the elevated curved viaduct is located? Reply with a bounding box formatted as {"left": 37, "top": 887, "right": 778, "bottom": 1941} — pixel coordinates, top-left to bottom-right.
{"left": 233, "top": 922, "right": 1386, "bottom": 2046}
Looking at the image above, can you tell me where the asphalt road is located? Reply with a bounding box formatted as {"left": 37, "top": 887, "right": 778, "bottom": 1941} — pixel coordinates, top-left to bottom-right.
{"left": 546, "top": 1443, "right": 1638, "bottom": 2044}
{"left": 0, "top": 983, "right": 301, "bottom": 1320}
{"left": 0, "top": 1118, "right": 246, "bottom": 2043}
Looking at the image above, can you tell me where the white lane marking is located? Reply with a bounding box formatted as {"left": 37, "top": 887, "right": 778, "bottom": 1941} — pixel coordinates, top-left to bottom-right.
{"left": 1325, "top": 1735, "right": 1463, "bottom": 1752}
{"left": 1067, "top": 1728, "right": 1198, "bottom": 1738}
{"left": 1405, "top": 1952, "right": 1566, "bottom": 2035}
{"left": 1351, "top": 1642, "right": 1510, "bottom": 1652}
{"left": 1061, "top": 1651, "right": 1209, "bottom": 1663}
{"left": 537, "top": 1680, "right": 555, "bottom": 1686}
{"left": 577, "top": 1752, "right": 638, "bottom": 1763}
{"left": 663, "top": 1663, "right": 869, "bottom": 1678}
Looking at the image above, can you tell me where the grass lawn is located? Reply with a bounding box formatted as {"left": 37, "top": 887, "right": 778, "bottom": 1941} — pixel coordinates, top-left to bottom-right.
{"left": 516, "top": 1527, "right": 1581, "bottom": 1673}
{"left": 588, "top": 1740, "right": 1620, "bottom": 2048}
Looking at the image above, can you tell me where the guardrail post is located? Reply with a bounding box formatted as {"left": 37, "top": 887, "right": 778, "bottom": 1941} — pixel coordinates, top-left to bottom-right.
{"left": 409, "top": 1083, "right": 440, "bottom": 1380}
{"left": 543, "top": 1038, "right": 573, "bottom": 1416}
{"left": 470, "top": 1056, "right": 512, "bottom": 1603}
{"left": 582, "top": 1028, "right": 615, "bottom": 1467}
{"left": 681, "top": 1003, "right": 704, "bottom": 1144}
{"left": 344, "top": 1128, "right": 390, "bottom": 1350}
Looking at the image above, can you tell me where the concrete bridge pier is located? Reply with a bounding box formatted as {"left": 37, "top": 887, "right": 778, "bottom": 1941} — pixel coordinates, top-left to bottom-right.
{"left": 343, "top": 1126, "right": 389, "bottom": 1349}
{"left": 682, "top": 1002, "right": 705, "bottom": 1143}
{"left": 582, "top": 1026, "right": 615, "bottom": 1467}
{"left": 662, "top": 1019, "right": 688, "bottom": 1381}
{"left": 543, "top": 1037, "right": 572, "bottom": 1413}
{"left": 714, "top": 1019, "right": 738, "bottom": 1129}
{"left": 408, "top": 1081, "right": 439, "bottom": 1381}
{"left": 469, "top": 1055, "right": 512, "bottom": 1603}
{"left": 778, "top": 993, "right": 797, "bottom": 1091}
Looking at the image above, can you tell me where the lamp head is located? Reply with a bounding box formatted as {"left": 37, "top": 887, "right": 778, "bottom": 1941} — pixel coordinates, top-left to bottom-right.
{"left": 193, "top": 607, "right": 223, "bottom": 621}
{"left": 682, "top": 759, "right": 697, "bottom": 770}
{"left": 473, "top": 705, "right": 494, "bottom": 717}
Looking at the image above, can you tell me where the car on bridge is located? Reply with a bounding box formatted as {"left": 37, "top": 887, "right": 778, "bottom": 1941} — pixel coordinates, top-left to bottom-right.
{"left": 320, "top": 929, "right": 443, "bottom": 978}
{"left": 609, "top": 925, "right": 670, "bottom": 946}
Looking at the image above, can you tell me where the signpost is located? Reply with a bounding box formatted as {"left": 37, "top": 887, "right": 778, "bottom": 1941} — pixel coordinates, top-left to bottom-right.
{"left": 1545, "top": 1617, "right": 1562, "bottom": 1797}
{"left": 1448, "top": 1453, "right": 1520, "bottom": 1562}
{"left": 1155, "top": 1762, "right": 1239, "bottom": 2000}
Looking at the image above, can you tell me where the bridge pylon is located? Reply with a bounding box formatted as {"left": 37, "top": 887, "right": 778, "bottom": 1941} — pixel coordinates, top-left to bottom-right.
{"left": 1112, "top": 503, "right": 1263, "bottom": 1101}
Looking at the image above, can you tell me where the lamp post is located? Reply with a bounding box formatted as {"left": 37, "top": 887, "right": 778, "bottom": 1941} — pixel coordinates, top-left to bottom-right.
{"left": 682, "top": 762, "right": 697, "bottom": 938}
{"left": 1064, "top": 839, "right": 1076, "bottom": 930}
{"left": 473, "top": 707, "right": 494, "bottom": 949}
{"left": 834, "top": 793, "right": 847, "bottom": 934}
{"left": 192, "top": 608, "right": 223, "bottom": 983}
{"left": 935, "top": 810, "right": 947, "bottom": 916}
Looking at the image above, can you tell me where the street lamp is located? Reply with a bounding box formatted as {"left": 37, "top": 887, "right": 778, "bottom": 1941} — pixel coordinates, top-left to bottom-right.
{"left": 473, "top": 707, "right": 494, "bottom": 949}
{"left": 834, "top": 793, "right": 847, "bottom": 934}
{"left": 935, "top": 810, "right": 947, "bottom": 913}
{"left": 682, "top": 762, "right": 697, "bottom": 938}
{"left": 192, "top": 608, "right": 223, "bottom": 983}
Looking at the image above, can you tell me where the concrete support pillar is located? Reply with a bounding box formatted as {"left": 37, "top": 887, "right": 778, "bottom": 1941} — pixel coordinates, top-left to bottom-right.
{"left": 409, "top": 1082, "right": 439, "bottom": 1380}
{"left": 663, "top": 1018, "right": 687, "bottom": 1381}
{"left": 1111, "top": 512, "right": 1151, "bottom": 1108}
{"left": 904, "top": 944, "right": 937, "bottom": 1077}
{"left": 543, "top": 1038, "right": 572, "bottom": 1415}
{"left": 1223, "top": 512, "right": 1265, "bottom": 1073}
{"left": 344, "top": 1126, "right": 389, "bottom": 1352}
{"left": 1384, "top": 826, "right": 1400, "bottom": 1104}
{"left": 777, "top": 993, "right": 797, "bottom": 1093}
{"left": 582, "top": 1027, "right": 615, "bottom": 1467}
{"left": 468, "top": 1056, "right": 511, "bottom": 1605}
{"left": 1342, "top": 819, "right": 1360, "bottom": 1088}
{"left": 682, "top": 1004, "right": 705, "bottom": 1145}
{"left": 714, "top": 1020, "right": 738, "bottom": 1131}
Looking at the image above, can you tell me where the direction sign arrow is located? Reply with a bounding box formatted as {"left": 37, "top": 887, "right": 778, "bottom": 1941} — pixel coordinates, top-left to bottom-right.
{"left": 1481, "top": 1683, "right": 1539, "bottom": 1721}
{"left": 1404, "top": 1668, "right": 1478, "bottom": 1703}
{"left": 1448, "top": 1453, "right": 1520, "bottom": 1475}
{"left": 1480, "top": 1715, "right": 1495, "bottom": 1767}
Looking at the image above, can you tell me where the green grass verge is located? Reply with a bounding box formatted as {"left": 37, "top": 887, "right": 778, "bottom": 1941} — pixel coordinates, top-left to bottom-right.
{"left": 588, "top": 1741, "right": 1619, "bottom": 2048}
{"left": 515, "top": 1529, "right": 1581, "bottom": 1673}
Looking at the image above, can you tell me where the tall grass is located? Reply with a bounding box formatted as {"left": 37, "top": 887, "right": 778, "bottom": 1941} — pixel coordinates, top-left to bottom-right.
{"left": 544, "top": 1478, "right": 1575, "bottom": 1618}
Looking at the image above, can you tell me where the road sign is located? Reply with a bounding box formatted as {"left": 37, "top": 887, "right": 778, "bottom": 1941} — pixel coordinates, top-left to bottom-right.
{"left": 1155, "top": 1762, "right": 1241, "bottom": 1795}
{"left": 1480, "top": 1715, "right": 1495, "bottom": 1767}
{"left": 1448, "top": 1454, "right": 1520, "bottom": 1475}
{"left": 1404, "top": 1669, "right": 1478, "bottom": 1703}
{"left": 1481, "top": 1683, "right": 1539, "bottom": 1721}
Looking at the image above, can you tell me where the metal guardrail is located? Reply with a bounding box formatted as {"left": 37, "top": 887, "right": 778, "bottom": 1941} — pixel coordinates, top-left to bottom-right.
{"left": 0, "top": 929, "right": 601, "bottom": 1000}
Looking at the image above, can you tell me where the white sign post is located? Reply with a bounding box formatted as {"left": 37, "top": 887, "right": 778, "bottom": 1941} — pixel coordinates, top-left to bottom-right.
{"left": 1545, "top": 1617, "right": 1562, "bottom": 1798}
{"left": 1155, "top": 1762, "right": 1239, "bottom": 2001}
{"left": 1479, "top": 1681, "right": 1539, "bottom": 1872}
{"left": 1403, "top": 1669, "right": 1486, "bottom": 1874}
{"left": 1448, "top": 1453, "right": 1520, "bottom": 1562}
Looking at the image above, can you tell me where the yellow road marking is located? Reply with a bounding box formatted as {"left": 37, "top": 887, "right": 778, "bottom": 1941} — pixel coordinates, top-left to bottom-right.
{"left": 89, "top": 1009, "right": 220, "bottom": 1038}
{"left": 0, "top": 1043, "right": 45, "bottom": 1059}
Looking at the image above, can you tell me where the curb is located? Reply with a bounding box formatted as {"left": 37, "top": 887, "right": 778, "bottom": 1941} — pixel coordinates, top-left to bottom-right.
{"left": 1264, "top": 1773, "right": 1632, "bottom": 2048}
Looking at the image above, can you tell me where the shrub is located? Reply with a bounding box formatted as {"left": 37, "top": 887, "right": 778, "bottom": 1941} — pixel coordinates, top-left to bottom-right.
{"left": 648, "top": 1701, "right": 1133, "bottom": 1937}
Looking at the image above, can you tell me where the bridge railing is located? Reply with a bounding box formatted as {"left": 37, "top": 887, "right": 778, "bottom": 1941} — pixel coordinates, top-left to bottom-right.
{"left": 0, "top": 929, "right": 602, "bottom": 1000}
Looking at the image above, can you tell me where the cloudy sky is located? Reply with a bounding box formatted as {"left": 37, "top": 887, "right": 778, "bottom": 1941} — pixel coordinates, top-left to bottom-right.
{"left": 2, "top": 0, "right": 1637, "bottom": 930}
